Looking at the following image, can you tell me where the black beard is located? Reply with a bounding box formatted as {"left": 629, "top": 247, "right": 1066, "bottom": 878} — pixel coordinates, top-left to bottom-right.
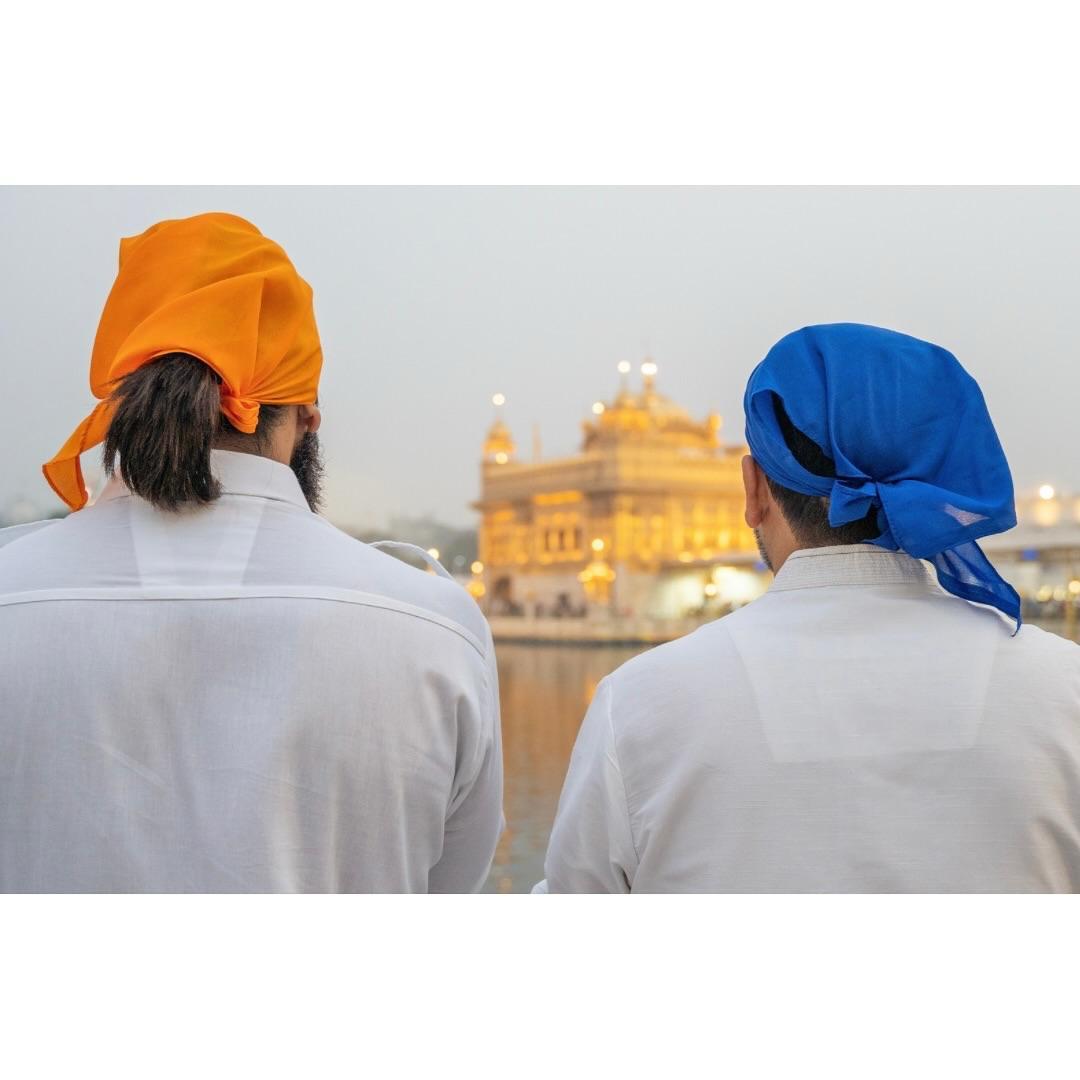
{"left": 753, "top": 527, "right": 774, "bottom": 573}
{"left": 290, "top": 432, "right": 325, "bottom": 513}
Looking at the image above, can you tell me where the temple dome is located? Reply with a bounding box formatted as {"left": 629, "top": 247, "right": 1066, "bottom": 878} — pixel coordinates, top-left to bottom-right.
{"left": 583, "top": 360, "right": 720, "bottom": 451}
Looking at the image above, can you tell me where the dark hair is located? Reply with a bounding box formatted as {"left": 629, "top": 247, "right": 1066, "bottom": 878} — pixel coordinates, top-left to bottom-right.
{"left": 764, "top": 395, "right": 881, "bottom": 546}
{"left": 102, "top": 353, "right": 285, "bottom": 511}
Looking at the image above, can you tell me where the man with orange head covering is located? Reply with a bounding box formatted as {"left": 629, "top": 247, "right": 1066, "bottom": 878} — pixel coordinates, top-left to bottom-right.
{"left": 0, "top": 213, "right": 503, "bottom": 892}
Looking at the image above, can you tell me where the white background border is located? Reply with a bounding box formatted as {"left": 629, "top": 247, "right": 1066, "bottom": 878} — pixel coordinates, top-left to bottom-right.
{"left": 3, "top": 2, "right": 1079, "bottom": 1076}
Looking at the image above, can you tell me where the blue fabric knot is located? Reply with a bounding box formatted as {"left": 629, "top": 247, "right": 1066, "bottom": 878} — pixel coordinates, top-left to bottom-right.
{"left": 829, "top": 476, "right": 880, "bottom": 526}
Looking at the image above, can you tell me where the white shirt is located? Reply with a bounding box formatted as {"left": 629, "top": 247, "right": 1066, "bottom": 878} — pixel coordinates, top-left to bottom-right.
{"left": 0, "top": 450, "right": 502, "bottom": 892}
{"left": 538, "top": 544, "right": 1080, "bottom": 893}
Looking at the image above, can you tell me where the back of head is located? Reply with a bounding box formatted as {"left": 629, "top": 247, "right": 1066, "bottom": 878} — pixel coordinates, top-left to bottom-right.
{"left": 765, "top": 397, "right": 881, "bottom": 547}
{"left": 42, "top": 212, "right": 322, "bottom": 514}
{"left": 101, "top": 353, "right": 285, "bottom": 512}
{"left": 743, "top": 323, "right": 1021, "bottom": 627}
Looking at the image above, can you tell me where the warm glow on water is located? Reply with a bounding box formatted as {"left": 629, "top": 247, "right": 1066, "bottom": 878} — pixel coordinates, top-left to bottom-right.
{"left": 484, "top": 618, "right": 1078, "bottom": 894}
{"left": 484, "top": 642, "right": 646, "bottom": 893}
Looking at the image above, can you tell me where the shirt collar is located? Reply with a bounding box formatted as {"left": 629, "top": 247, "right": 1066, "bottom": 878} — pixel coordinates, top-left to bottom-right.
{"left": 769, "top": 543, "right": 938, "bottom": 593}
{"left": 97, "top": 449, "right": 310, "bottom": 512}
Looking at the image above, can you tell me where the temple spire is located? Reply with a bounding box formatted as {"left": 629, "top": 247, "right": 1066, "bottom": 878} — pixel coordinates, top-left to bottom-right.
{"left": 641, "top": 357, "right": 658, "bottom": 396}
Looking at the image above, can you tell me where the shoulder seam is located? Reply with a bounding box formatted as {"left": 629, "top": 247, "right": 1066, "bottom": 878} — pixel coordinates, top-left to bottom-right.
{"left": 0, "top": 585, "right": 487, "bottom": 657}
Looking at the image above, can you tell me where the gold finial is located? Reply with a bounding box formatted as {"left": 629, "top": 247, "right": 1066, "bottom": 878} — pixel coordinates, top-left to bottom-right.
{"left": 641, "top": 358, "right": 658, "bottom": 394}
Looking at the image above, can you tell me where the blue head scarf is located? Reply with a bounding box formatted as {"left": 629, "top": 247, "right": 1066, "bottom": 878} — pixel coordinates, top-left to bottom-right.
{"left": 744, "top": 323, "right": 1021, "bottom": 630}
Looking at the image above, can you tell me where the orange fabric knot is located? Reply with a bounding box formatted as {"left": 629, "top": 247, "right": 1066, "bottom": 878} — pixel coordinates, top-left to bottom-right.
{"left": 220, "top": 394, "right": 262, "bottom": 434}
{"left": 42, "top": 213, "right": 323, "bottom": 511}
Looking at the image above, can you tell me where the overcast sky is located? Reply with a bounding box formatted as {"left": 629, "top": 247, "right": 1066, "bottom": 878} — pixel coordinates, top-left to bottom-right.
{"left": 1, "top": 187, "right": 1076, "bottom": 529}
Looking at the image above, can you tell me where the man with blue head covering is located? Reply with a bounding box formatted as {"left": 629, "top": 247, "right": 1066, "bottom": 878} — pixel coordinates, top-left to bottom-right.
{"left": 537, "top": 324, "right": 1080, "bottom": 893}
{"left": 743, "top": 323, "right": 1021, "bottom": 626}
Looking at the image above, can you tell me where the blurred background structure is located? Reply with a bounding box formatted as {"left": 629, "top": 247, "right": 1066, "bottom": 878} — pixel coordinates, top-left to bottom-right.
{"left": 473, "top": 358, "right": 761, "bottom": 638}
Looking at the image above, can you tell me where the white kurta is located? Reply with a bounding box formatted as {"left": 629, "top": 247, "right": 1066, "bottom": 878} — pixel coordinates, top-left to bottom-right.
{"left": 538, "top": 545, "right": 1080, "bottom": 893}
{"left": 0, "top": 451, "right": 502, "bottom": 892}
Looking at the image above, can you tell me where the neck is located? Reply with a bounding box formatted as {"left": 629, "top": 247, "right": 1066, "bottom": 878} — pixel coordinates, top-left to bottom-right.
{"left": 212, "top": 436, "right": 293, "bottom": 468}
{"left": 758, "top": 520, "right": 803, "bottom": 574}
{"left": 766, "top": 537, "right": 801, "bottom": 574}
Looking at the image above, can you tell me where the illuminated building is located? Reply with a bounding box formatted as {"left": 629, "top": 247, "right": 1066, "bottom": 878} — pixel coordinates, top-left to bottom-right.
{"left": 473, "top": 361, "right": 764, "bottom": 621}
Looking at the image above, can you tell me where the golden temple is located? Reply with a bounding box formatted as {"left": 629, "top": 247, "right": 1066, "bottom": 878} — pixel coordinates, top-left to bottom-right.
{"left": 471, "top": 360, "right": 765, "bottom": 626}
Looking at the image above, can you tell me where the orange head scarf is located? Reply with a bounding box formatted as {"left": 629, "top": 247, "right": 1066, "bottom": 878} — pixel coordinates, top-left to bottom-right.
{"left": 43, "top": 212, "right": 323, "bottom": 511}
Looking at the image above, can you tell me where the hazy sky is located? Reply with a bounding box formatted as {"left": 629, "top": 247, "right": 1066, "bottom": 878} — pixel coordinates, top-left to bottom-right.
{"left": 2, "top": 187, "right": 1076, "bottom": 529}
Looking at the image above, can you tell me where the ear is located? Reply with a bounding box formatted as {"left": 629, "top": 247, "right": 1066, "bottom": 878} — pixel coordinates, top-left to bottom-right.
{"left": 297, "top": 403, "right": 322, "bottom": 437}
{"left": 742, "top": 454, "right": 768, "bottom": 529}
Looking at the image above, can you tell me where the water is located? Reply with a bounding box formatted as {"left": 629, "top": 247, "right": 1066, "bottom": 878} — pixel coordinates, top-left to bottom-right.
{"left": 483, "top": 619, "right": 1077, "bottom": 894}
{"left": 483, "top": 643, "right": 646, "bottom": 893}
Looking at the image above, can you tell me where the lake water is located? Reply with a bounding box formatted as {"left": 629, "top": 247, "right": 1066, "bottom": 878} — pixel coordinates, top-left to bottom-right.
{"left": 483, "top": 618, "right": 1077, "bottom": 893}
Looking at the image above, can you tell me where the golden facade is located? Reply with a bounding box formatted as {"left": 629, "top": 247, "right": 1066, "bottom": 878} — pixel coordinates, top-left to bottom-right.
{"left": 473, "top": 362, "right": 761, "bottom": 618}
